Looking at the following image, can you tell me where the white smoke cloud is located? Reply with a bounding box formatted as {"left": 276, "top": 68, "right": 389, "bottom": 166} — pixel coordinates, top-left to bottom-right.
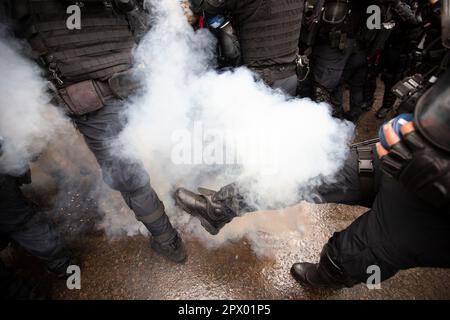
{"left": 0, "top": 27, "right": 69, "bottom": 176}
{"left": 118, "top": 0, "right": 355, "bottom": 255}
{"left": 0, "top": 1, "right": 355, "bottom": 257}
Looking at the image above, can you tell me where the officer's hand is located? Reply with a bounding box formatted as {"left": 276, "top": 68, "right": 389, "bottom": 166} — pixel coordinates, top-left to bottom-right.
{"left": 376, "top": 121, "right": 414, "bottom": 158}
{"left": 376, "top": 122, "right": 450, "bottom": 208}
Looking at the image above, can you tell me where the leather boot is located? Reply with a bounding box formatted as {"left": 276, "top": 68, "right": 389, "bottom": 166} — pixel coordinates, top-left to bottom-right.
{"left": 150, "top": 231, "right": 187, "bottom": 263}
{"left": 141, "top": 204, "right": 187, "bottom": 263}
{"left": 46, "top": 249, "right": 80, "bottom": 279}
{"left": 174, "top": 187, "right": 236, "bottom": 235}
{"left": 376, "top": 90, "right": 397, "bottom": 119}
{"left": 290, "top": 244, "right": 358, "bottom": 289}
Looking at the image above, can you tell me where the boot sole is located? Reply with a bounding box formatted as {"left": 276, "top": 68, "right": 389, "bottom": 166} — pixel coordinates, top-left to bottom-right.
{"left": 175, "top": 197, "right": 220, "bottom": 236}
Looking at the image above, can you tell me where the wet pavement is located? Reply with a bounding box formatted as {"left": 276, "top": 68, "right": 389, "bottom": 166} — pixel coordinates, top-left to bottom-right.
{"left": 49, "top": 203, "right": 450, "bottom": 299}
{"left": 4, "top": 84, "right": 450, "bottom": 300}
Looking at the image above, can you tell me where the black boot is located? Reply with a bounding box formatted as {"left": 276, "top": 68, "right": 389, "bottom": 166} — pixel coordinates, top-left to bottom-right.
{"left": 46, "top": 249, "right": 80, "bottom": 279}
{"left": 175, "top": 187, "right": 236, "bottom": 235}
{"left": 344, "top": 107, "right": 363, "bottom": 123}
{"left": 142, "top": 204, "right": 187, "bottom": 263}
{"left": 290, "top": 244, "right": 358, "bottom": 289}
{"left": 375, "top": 106, "right": 392, "bottom": 119}
{"left": 150, "top": 231, "right": 187, "bottom": 263}
{"left": 376, "top": 90, "right": 397, "bottom": 119}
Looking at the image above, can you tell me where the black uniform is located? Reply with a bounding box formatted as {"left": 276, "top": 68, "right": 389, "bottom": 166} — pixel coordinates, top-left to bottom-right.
{"left": 374, "top": 0, "right": 433, "bottom": 119}
{"left": 191, "top": 0, "right": 305, "bottom": 96}
{"left": 314, "top": 143, "right": 450, "bottom": 283}
{"left": 309, "top": 0, "right": 371, "bottom": 119}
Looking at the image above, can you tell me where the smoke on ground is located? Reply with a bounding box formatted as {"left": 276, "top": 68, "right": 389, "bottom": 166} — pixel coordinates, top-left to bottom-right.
{"left": 117, "top": 0, "right": 355, "bottom": 256}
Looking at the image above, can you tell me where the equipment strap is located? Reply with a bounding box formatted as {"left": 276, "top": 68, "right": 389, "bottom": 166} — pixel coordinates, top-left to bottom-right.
{"left": 356, "top": 145, "right": 375, "bottom": 205}
{"left": 140, "top": 203, "right": 166, "bottom": 225}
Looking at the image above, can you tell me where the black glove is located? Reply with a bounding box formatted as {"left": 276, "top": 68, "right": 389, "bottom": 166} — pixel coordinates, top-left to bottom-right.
{"left": 381, "top": 130, "right": 450, "bottom": 208}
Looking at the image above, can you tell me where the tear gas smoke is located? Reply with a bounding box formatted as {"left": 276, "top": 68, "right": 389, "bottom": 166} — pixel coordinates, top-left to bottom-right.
{"left": 0, "top": 27, "right": 68, "bottom": 176}
{"left": 118, "top": 0, "right": 355, "bottom": 255}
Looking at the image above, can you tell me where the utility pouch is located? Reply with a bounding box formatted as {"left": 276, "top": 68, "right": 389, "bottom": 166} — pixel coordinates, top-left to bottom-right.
{"left": 108, "top": 70, "right": 143, "bottom": 100}
{"left": 59, "top": 80, "right": 105, "bottom": 116}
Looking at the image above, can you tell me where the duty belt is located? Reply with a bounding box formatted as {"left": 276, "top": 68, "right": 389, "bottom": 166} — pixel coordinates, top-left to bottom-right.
{"left": 52, "top": 70, "right": 142, "bottom": 116}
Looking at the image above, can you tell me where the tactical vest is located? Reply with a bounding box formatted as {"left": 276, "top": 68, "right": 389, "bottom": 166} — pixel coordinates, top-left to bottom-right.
{"left": 235, "top": 0, "right": 304, "bottom": 68}
{"left": 19, "top": 0, "right": 137, "bottom": 86}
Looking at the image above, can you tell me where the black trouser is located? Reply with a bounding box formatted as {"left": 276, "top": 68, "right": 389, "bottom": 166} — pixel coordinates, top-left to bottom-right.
{"left": 312, "top": 38, "right": 368, "bottom": 118}
{"left": 72, "top": 100, "right": 177, "bottom": 244}
{"left": 0, "top": 174, "right": 68, "bottom": 270}
{"left": 230, "top": 145, "right": 450, "bottom": 283}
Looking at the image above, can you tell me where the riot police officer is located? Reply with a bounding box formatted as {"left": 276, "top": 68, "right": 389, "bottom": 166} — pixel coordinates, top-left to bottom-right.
{"left": 189, "top": 0, "right": 305, "bottom": 96}
{"left": 0, "top": 0, "right": 186, "bottom": 262}
{"left": 374, "top": 0, "right": 439, "bottom": 119}
{"left": 305, "top": 0, "right": 372, "bottom": 119}
{"left": 174, "top": 0, "right": 450, "bottom": 288}
{"left": 308, "top": 0, "right": 421, "bottom": 121}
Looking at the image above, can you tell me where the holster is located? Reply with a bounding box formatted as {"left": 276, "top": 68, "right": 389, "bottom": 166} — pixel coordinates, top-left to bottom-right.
{"left": 58, "top": 80, "right": 111, "bottom": 116}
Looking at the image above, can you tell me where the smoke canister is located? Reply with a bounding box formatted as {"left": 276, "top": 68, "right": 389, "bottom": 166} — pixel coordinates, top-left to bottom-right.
{"left": 378, "top": 113, "right": 414, "bottom": 149}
